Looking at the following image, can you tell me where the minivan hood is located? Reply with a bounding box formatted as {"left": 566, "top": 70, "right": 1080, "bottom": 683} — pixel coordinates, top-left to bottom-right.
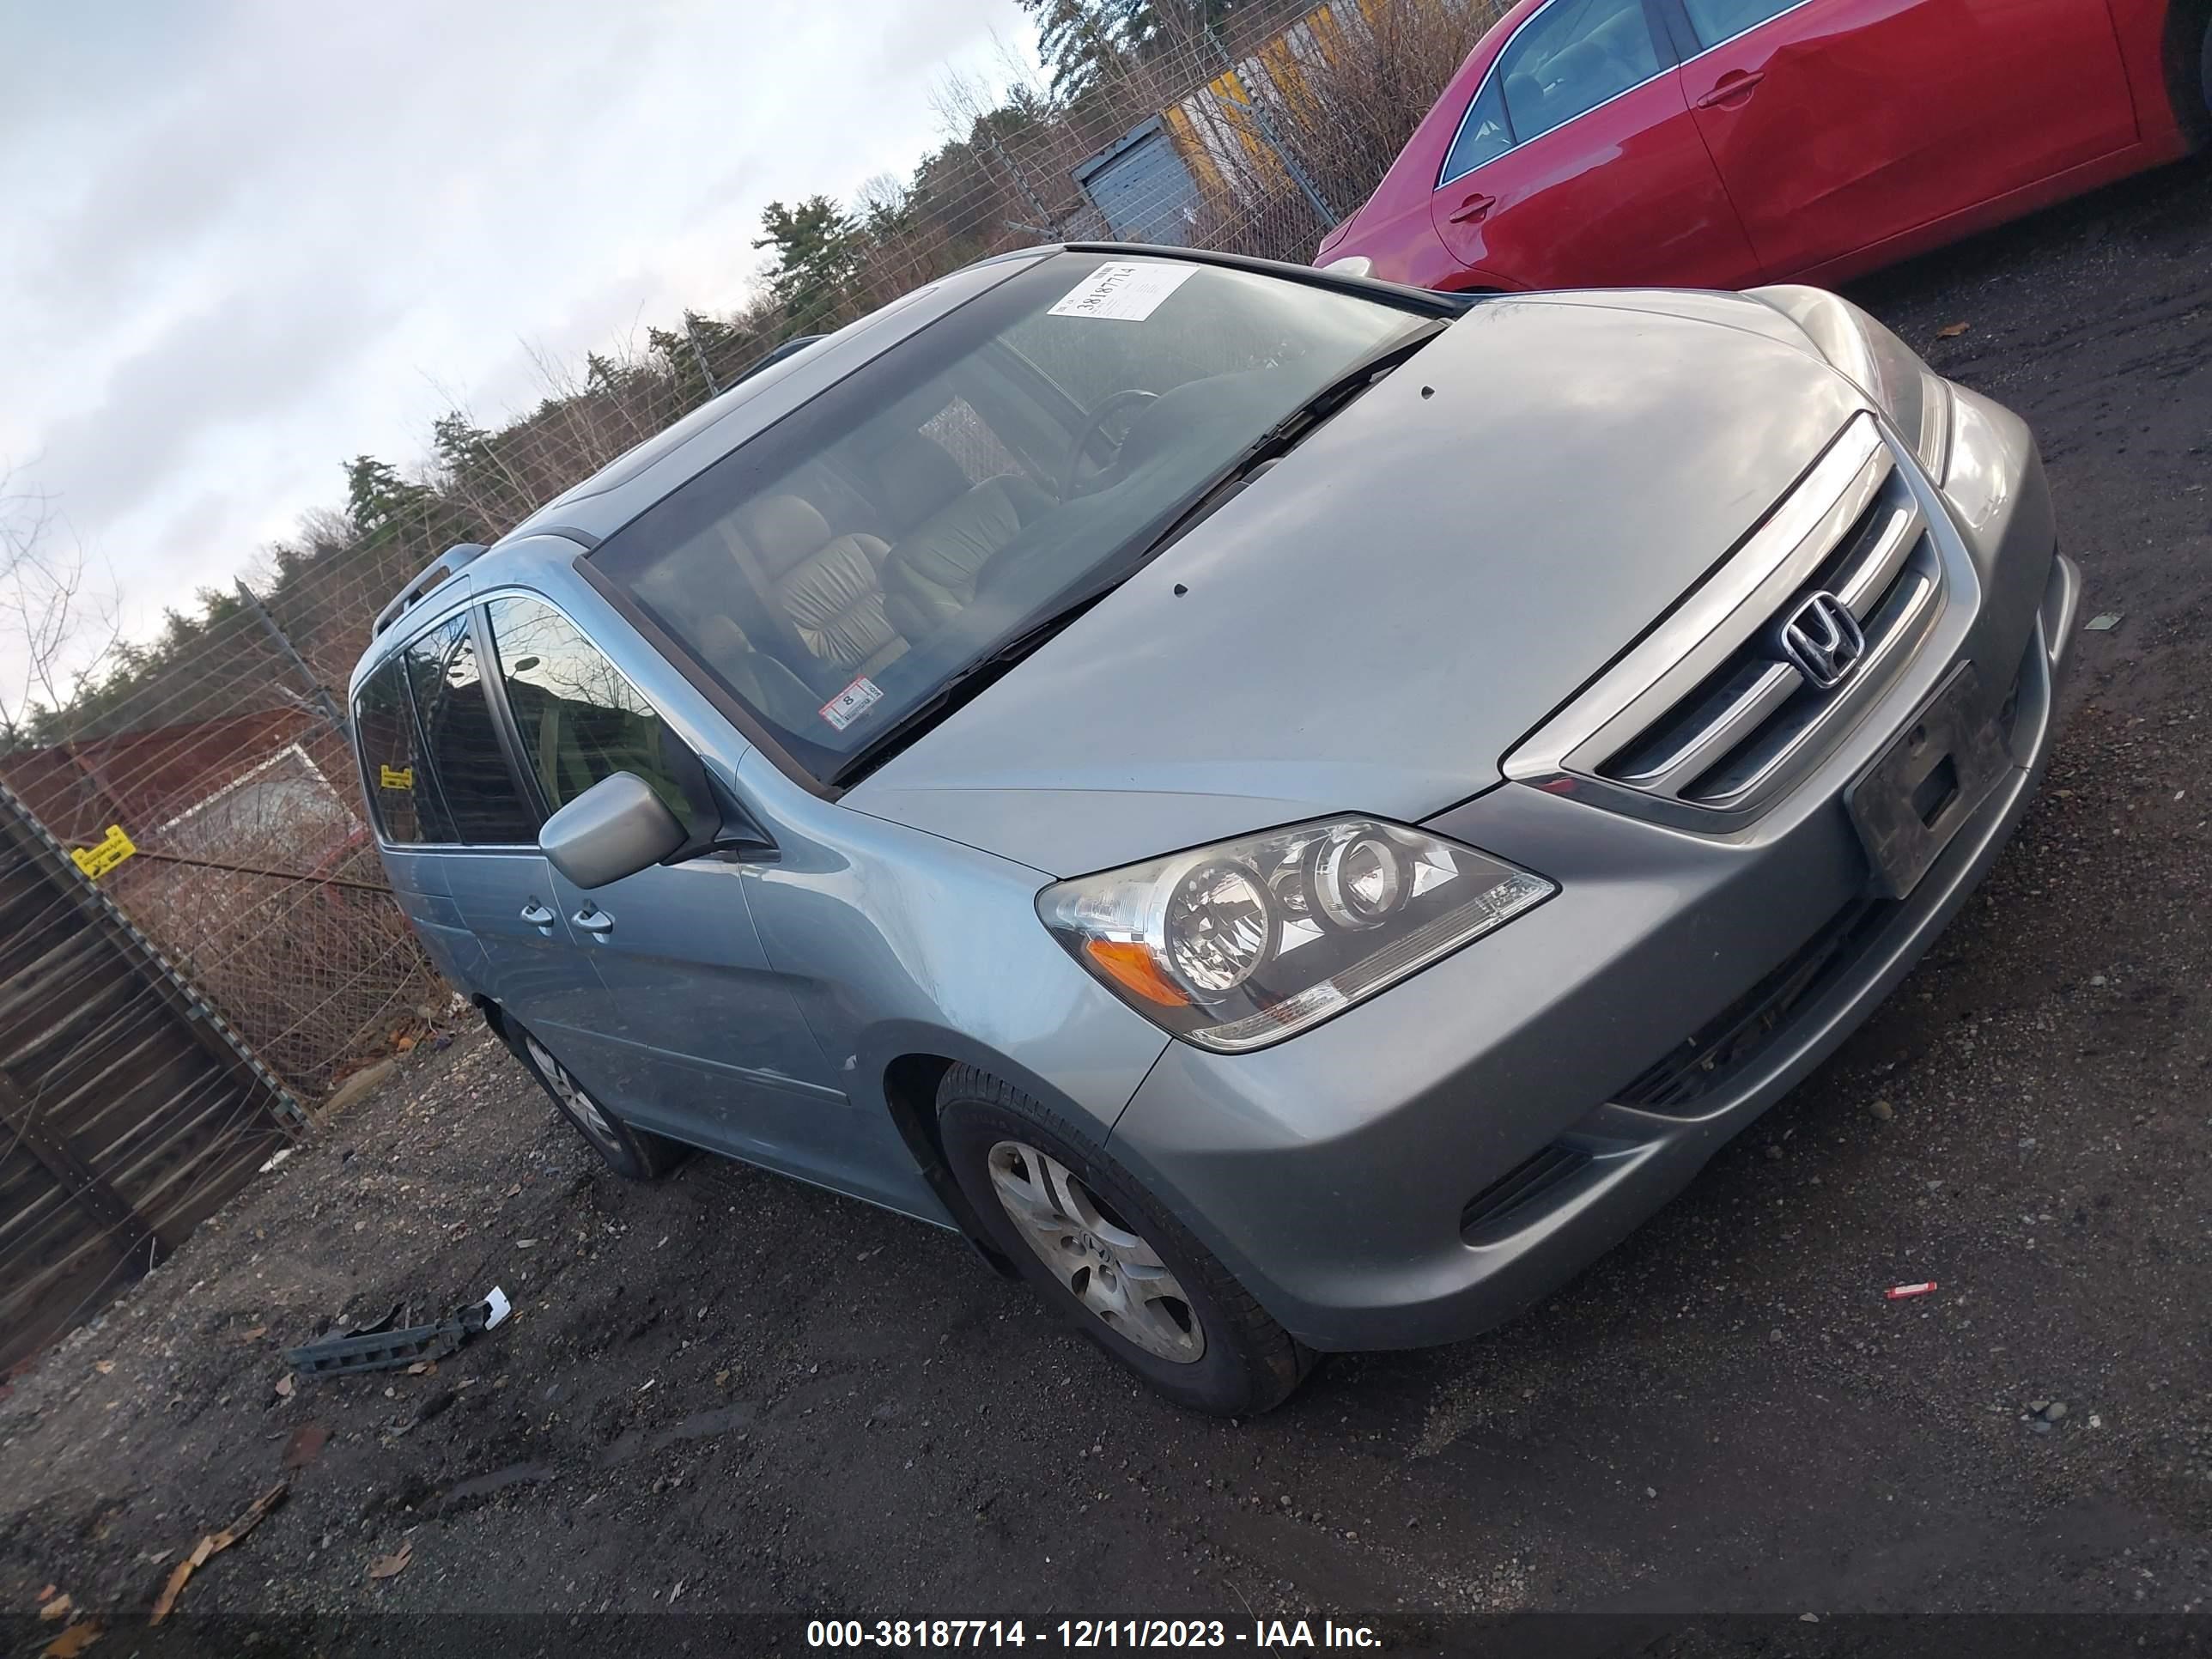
{"left": 849, "top": 290, "right": 1859, "bottom": 877}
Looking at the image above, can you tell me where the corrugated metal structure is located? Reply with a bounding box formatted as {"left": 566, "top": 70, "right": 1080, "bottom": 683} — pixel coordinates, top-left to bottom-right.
{"left": 0, "top": 778, "right": 301, "bottom": 1370}
{"left": 1153, "top": 0, "right": 1501, "bottom": 228}
{"left": 1162, "top": 0, "right": 1370, "bottom": 210}
{"left": 1073, "top": 117, "right": 1205, "bottom": 245}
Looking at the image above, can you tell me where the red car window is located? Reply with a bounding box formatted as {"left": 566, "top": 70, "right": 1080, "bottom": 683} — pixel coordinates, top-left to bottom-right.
{"left": 1496, "top": 0, "right": 1665, "bottom": 143}
{"left": 1441, "top": 76, "right": 1515, "bottom": 185}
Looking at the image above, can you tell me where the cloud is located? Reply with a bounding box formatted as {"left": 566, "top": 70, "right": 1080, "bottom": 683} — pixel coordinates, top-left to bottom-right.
{"left": 2, "top": 0, "right": 1035, "bottom": 686}
{"left": 37, "top": 275, "right": 401, "bottom": 533}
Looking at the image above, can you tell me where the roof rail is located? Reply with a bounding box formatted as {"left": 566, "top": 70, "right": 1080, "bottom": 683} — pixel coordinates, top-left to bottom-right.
{"left": 372, "top": 544, "right": 489, "bottom": 637}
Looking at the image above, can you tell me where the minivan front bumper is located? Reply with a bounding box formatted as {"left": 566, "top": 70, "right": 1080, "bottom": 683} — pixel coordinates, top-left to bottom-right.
{"left": 1107, "top": 394, "right": 2077, "bottom": 1352}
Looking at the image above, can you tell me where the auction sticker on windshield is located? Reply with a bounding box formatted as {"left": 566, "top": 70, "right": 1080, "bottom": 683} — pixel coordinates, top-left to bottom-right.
{"left": 1048, "top": 261, "right": 1197, "bottom": 323}
{"left": 820, "top": 676, "right": 884, "bottom": 732}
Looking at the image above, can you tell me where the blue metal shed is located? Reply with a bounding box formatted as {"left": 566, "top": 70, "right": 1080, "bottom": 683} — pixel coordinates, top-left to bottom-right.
{"left": 1072, "top": 117, "right": 1201, "bottom": 246}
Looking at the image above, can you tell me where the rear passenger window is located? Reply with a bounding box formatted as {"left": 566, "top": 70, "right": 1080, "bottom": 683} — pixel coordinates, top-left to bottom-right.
{"left": 1494, "top": 0, "right": 1662, "bottom": 146}
{"left": 1441, "top": 76, "right": 1514, "bottom": 184}
{"left": 356, "top": 656, "right": 441, "bottom": 844}
{"left": 483, "top": 595, "right": 710, "bottom": 839}
{"left": 404, "top": 617, "right": 538, "bottom": 843}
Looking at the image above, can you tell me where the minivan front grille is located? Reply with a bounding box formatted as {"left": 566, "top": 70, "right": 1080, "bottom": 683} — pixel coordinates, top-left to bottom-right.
{"left": 1504, "top": 415, "right": 1949, "bottom": 826}
{"left": 1599, "top": 468, "right": 1933, "bottom": 808}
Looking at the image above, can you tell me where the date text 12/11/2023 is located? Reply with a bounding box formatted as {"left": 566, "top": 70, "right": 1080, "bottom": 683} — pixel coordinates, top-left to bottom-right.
{"left": 805, "top": 1620, "right": 1385, "bottom": 1649}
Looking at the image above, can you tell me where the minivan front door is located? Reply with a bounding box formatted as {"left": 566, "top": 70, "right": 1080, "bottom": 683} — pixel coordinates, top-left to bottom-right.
{"left": 480, "top": 591, "right": 860, "bottom": 1184}
{"left": 539, "top": 857, "right": 859, "bottom": 1179}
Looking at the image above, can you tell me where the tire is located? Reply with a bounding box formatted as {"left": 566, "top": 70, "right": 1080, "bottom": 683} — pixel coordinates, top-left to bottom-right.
{"left": 935, "top": 1064, "right": 1314, "bottom": 1416}
{"left": 2201, "top": 6, "right": 2212, "bottom": 123}
{"left": 509, "top": 1020, "right": 689, "bottom": 1181}
{"left": 2171, "top": 0, "right": 2212, "bottom": 145}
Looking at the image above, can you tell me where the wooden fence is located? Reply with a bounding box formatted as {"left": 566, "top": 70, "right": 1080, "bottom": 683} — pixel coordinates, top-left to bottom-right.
{"left": 0, "top": 780, "right": 302, "bottom": 1372}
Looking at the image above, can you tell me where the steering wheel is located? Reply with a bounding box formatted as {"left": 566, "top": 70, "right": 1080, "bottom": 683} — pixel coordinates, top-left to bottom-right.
{"left": 1059, "top": 388, "right": 1159, "bottom": 498}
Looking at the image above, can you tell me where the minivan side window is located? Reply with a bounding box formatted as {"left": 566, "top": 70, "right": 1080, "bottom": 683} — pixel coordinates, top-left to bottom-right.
{"left": 356, "top": 655, "right": 444, "bottom": 844}
{"left": 404, "top": 616, "right": 538, "bottom": 844}
{"left": 1494, "top": 0, "right": 1662, "bottom": 147}
{"left": 483, "top": 595, "right": 710, "bottom": 839}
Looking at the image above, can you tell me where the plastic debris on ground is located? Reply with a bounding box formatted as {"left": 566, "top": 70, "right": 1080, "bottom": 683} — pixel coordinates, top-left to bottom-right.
{"left": 284, "top": 1285, "right": 512, "bottom": 1380}
{"left": 1885, "top": 1281, "right": 1939, "bottom": 1301}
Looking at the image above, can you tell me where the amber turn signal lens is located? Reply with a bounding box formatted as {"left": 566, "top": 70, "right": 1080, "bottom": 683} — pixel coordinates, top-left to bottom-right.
{"left": 1083, "top": 938, "right": 1192, "bottom": 1007}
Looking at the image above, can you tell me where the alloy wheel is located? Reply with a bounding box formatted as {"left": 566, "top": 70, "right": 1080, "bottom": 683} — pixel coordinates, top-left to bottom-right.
{"left": 985, "top": 1139, "right": 1205, "bottom": 1364}
{"left": 524, "top": 1034, "right": 617, "bottom": 1146}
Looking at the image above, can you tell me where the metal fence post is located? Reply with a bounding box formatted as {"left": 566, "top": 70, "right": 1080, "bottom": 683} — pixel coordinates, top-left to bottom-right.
{"left": 684, "top": 315, "right": 722, "bottom": 397}
{"left": 235, "top": 580, "right": 351, "bottom": 744}
{"left": 1206, "top": 25, "right": 1340, "bottom": 230}
{"left": 987, "top": 131, "right": 1064, "bottom": 240}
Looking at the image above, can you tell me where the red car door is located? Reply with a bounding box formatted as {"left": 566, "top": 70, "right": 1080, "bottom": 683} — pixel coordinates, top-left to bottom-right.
{"left": 1675, "top": 0, "right": 2139, "bottom": 279}
{"left": 1429, "top": 0, "right": 1762, "bottom": 289}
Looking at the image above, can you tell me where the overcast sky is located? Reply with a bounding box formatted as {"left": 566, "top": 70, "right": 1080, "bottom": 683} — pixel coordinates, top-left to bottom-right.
{"left": 0, "top": 0, "right": 1034, "bottom": 688}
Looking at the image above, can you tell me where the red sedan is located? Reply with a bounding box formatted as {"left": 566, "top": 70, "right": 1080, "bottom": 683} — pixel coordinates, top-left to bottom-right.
{"left": 1317, "top": 0, "right": 2209, "bottom": 291}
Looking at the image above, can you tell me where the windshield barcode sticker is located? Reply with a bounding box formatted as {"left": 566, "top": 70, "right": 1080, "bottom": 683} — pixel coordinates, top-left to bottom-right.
{"left": 819, "top": 676, "right": 884, "bottom": 732}
{"left": 1048, "top": 261, "right": 1197, "bottom": 323}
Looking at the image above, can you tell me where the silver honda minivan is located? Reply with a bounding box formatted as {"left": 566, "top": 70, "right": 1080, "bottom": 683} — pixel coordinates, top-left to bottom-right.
{"left": 353, "top": 246, "right": 2076, "bottom": 1414}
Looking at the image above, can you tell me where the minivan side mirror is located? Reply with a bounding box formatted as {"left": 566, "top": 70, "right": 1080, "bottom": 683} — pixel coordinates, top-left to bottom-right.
{"left": 539, "top": 772, "right": 687, "bottom": 890}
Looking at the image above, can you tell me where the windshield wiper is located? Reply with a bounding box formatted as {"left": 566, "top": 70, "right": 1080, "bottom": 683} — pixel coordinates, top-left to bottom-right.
{"left": 1255, "top": 319, "right": 1450, "bottom": 460}
{"left": 1128, "top": 319, "right": 1451, "bottom": 562}
{"left": 833, "top": 586, "right": 1117, "bottom": 784}
{"left": 830, "top": 319, "right": 1451, "bottom": 786}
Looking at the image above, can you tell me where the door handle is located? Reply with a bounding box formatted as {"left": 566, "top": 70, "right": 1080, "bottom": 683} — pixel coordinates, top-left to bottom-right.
{"left": 1694, "top": 69, "right": 1765, "bottom": 109}
{"left": 1447, "top": 191, "right": 1496, "bottom": 224}
{"left": 570, "top": 907, "right": 615, "bottom": 937}
{"left": 518, "top": 900, "right": 556, "bottom": 929}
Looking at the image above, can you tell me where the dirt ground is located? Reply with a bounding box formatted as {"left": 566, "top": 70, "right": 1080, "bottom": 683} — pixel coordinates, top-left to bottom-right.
{"left": 3, "top": 159, "right": 2209, "bottom": 1647}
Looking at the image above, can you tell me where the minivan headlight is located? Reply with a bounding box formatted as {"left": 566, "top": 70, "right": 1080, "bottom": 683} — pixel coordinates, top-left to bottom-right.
{"left": 1038, "top": 818, "right": 1554, "bottom": 1053}
{"left": 1750, "top": 284, "right": 1954, "bottom": 481}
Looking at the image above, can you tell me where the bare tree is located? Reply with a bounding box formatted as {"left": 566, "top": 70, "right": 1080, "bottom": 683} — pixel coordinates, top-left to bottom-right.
{"left": 0, "top": 467, "right": 122, "bottom": 750}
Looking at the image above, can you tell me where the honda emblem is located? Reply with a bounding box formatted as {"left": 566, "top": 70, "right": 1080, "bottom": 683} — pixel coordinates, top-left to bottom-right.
{"left": 1777, "top": 592, "right": 1866, "bottom": 690}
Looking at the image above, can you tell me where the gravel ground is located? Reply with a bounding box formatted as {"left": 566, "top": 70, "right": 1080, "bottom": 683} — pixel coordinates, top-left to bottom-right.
{"left": 2, "top": 158, "right": 2208, "bottom": 1645}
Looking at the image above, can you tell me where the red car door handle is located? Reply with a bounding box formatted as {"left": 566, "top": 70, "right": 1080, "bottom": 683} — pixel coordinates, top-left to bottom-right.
{"left": 1448, "top": 191, "right": 1496, "bottom": 224}
{"left": 1694, "top": 69, "right": 1765, "bottom": 109}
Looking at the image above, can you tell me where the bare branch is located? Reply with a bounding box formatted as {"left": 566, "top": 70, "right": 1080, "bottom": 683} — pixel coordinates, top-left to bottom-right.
{"left": 0, "top": 465, "right": 124, "bottom": 745}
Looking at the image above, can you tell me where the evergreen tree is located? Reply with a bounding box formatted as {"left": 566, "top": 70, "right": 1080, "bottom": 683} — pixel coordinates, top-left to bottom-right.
{"left": 754, "top": 196, "right": 866, "bottom": 333}
{"left": 343, "top": 456, "right": 434, "bottom": 539}
{"left": 1016, "top": 0, "right": 1249, "bottom": 96}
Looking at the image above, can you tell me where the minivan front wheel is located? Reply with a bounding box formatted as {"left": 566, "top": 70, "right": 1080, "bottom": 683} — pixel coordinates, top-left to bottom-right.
{"left": 513, "top": 1023, "right": 688, "bottom": 1181}
{"left": 936, "top": 1065, "right": 1313, "bottom": 1415}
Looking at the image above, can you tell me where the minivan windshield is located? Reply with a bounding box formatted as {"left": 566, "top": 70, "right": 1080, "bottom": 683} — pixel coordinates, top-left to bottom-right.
{"left": 590, "top": 252, "right": 1439, "bottom": 783}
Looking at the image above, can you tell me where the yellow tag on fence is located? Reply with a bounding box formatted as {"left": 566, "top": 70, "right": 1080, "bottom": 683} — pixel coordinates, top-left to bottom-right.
{"left": 71, "top": 823, "right": 136, "bottom": 880}
{"left": 380, "top": 764, "right": 415, "bottom": 790}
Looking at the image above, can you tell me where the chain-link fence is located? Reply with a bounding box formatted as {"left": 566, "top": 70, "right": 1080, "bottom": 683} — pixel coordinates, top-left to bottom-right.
{"left": 0, "top": 0, "right": 1498, "bottom": 1104}
{"left": 0, "top": 563, "right": 446, "bottom": 1099}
